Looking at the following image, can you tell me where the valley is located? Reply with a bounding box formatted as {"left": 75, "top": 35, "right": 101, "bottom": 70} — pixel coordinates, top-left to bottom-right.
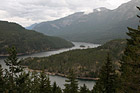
{"left": 20, "top": 39, "right": 126, "bottom": 80}
{"left": 32, "top": 0, "right": 139, "bottom": 43}
{"left": 0, "top": 0, "right": 140, "bottom": 92}
{"left": 0, "top": 42, "right": 98, "bottom": 89}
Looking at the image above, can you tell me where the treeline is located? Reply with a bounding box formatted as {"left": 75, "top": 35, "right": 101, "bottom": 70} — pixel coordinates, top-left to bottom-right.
{"left": 21, "top": 39, "right": 126, "bottom": 78}
{"left": 0, "top": 46, "right": 121, "bottom": 93}
{"left": 0, "top": 21, "right": 74, "bottom": 55}
{"left": 0, "top": 46, "right": 108, "bottom": 93}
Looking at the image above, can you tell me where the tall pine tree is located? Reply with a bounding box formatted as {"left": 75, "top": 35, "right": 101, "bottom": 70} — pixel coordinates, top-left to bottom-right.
{"left": 4, "top": 46, "right": 23, "bottom": 92}
{"left": 92, "top": 54, "right": 117, "bottom": 93}
{"left": 120, "top": 6, "right": 140, "bottom": 93}
{"left": 63, "top": 69, "right": 78, "bottom": 93}
{"left": 52, "top": 82, "right": 62, "bottom": 93}
{"left": 39, "top": 70, "right": 52, "bottom": 93}
{"left": 79, "top": 84, "right": 90, "bottom": 93}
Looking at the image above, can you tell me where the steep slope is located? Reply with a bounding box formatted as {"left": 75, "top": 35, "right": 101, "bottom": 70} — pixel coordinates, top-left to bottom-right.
{"left": 0, "top": 21, "right": 74, "bottom": 55}
{"left": 21, "top": 39, "right": 126, "bottom": 78}
{"left": 33, "top": 0, "right": 140, "bottom": 43}
{"left": 33, "top": 12, "right": 84, "bottom": 36}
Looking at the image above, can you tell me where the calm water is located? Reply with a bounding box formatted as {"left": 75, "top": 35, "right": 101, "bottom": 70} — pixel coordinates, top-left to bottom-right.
{"left": 0, "top": 42, "right": 100, "bottom": 90}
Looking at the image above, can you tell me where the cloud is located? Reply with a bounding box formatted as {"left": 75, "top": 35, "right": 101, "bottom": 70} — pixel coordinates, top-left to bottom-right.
{"left": 0, "top": 0, "right": 131, "bottom": 27}
{"left": 0, "top": 10, "right": 9, "bottom": 18}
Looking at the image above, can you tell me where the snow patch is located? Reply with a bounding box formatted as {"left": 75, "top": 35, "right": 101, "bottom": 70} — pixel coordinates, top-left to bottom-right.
{"left": 97, "top": 9, "right": 101, "bottom": 11}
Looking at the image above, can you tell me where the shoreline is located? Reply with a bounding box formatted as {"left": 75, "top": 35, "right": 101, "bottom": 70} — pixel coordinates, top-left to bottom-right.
{"left": 25, "top": 67, "right": 99, "bottom": 81}
{"left": 0, "top": 42, "right": 99, "bottom": 58}
{"left": 0, "top": 46, "right": 74, "bottom": 57}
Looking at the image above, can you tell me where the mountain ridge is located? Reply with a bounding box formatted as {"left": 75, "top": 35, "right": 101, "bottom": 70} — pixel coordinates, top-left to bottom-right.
{"left": 32, "top": 0, "right": 140, "bottom": 43}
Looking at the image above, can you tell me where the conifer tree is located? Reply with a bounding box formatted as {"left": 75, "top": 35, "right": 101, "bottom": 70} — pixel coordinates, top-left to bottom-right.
{"left": 39, "top": 71, "right": 52, "bottom": 93}
{"left": 30, "top": 72, "right": 40, "bottom": 93}
{"left": 16, "top": 72, "right": 30, "bottom": 93}
{"left": 92, "top": 54, "right": 117, "bottom": 93}
{"left": 52, "top": 82, "right": 62, "bottom": 93}
{"left": 119, "top": 7, "right": 140, "bottom": 93}
{"left": 0, "top": 65, "right": 5, "bottom": 92}
{"left": 79, "top": 84, "right": 90, "bottom": 93}
{"left": 63, "top": 69, "right": 78, "bottom": 93}
{"left": 4, "top": 46, "right": 23, "bottom": 92}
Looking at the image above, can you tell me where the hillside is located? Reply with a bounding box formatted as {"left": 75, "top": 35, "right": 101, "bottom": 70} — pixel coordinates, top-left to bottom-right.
{"left": 32, "top": 0, "right": 139, "bottom": 44}
{"left": 0, "top": 21, "right": 74, "bottom": 55}
{"left": 21, "top": 39, "right": 126, "bottom": 79}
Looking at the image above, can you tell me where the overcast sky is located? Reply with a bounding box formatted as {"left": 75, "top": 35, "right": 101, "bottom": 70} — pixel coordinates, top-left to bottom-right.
{"left": 0, "top": 0, "right": 131, "bottom": 27}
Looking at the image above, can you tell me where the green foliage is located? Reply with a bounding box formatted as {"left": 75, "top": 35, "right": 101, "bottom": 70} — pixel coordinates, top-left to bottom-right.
{"left": 52, "top": 82, "right": 62, "bottom": 93}
{"left": 30, "top": 72, "right": 40, "bottom": 93}
{"left": 92, "top": 54, "right": 117, "bottom": 93}
{"left": 63, "top": 69, "right": 78, "bottom": 93}
{"left": 0, "top": 65, "right": 5, "bottom": 92}
{"left": 39, "top": 71, "right": 52, "bottom": 93}
{"left": 21, "top": 39, "right": 126, "bottom": 78}
{"left": 119, "top": 7, "right": 140, "bottom": 93}
{"left": 79, "top": 84, "right": 90, "bottom": 93}
{"left": 1, "top": 47, "right": 89, "bottom": 93}
{"left": 4, "top": 46, "right": 23, "bottom": 92}
{"left": 5, "top": 46, "right": 23, "bottom": 74}
{"left": 16, "top": 72, "right": 30, "bottom": 93}
{"left": 0, "top": 21, "right": 73, "bottom": 55}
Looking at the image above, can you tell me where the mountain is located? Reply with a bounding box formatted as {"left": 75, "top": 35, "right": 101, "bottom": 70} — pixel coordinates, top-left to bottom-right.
{"left": 21, "top": 39, "right": 126, "bottom": 78}
{"left": 26, "top": 23, "right": 38, "bottom": 30}
{"left": 0, "top": 21, "right": 74, "bottom": 55}
{"left": 33, "top": 0, "right": 140, "bottom": 44}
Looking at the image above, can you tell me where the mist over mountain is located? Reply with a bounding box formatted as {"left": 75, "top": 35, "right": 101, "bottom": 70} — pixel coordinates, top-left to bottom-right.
{"left": 32, "top": 0, "right": 140, "bottom": 43}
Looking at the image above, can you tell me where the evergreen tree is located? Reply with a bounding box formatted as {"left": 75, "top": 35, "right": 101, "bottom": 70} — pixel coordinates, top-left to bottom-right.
{"left": 119, "top": 7, "right": 140, "bottom": 93}
{"left": 79, "top": 84, "right": 90, "bottom": 93}
{"left": 4, "top": 46, "right": 23, "bottom": 92}
{"left": 39, "top": 71, "right": 52, "bottom": 93}
{"left": 63, "top": 69, "right": 78, "bottom": 93}
{"left": 0, "top": 65, "right": 5, "bottom": 92}
{"left": 92, "top": 54, "right": 117, "bottom": 93}
{"left": 16, "top": 72, "right": 30, "bottom": 93}
{"left": 52, "top": 82, "right": 62, "bottom": 93}
{"left": 30, "top": 71, "right": 40, "bottom": 93}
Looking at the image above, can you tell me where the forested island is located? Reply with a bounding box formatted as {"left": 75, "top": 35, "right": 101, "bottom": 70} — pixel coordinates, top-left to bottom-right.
{"left": 0, "top": 21, "right": 74, "bottom": 56}
{"left": 21, "top": 39, "right": 126, "bottom": 79}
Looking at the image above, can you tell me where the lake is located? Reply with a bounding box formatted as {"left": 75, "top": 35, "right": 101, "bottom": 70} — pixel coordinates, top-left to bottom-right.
{"left": 0, "top": 42, "right": 100, "bottom": 90}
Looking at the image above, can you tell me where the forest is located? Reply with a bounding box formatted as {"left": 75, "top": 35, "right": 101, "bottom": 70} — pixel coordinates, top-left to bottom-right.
{"left": 0, "top": 5, "right": 140, "bottom": 93}
{"left": 0, "top": 21, "right": 73, "bottom": 55}
{"left": 21, "top": 39, "right": 126, "bottom": 79}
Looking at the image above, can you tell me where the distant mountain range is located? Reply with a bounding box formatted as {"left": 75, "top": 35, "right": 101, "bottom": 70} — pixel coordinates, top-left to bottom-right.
{"left": 0, "top": 21, "right": 73, "bottom": 55}
{"left": 32, "top": 0, "right": 140, "bottom": 44}
{"left": 26, "top": 23, "right": 38, "bottom": 30}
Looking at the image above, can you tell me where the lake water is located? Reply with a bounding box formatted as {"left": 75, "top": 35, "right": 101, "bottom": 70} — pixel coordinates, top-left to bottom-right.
{"left": 0, "top": 42, "right": 100, "bottom": 90}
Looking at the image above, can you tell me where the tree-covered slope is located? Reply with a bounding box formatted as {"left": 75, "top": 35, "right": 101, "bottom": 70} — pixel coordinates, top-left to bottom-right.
{"left": 21, "top": 39, "right": 126, "bottom": 78}
{"left": 0, "top": 21, "right": 74, "bottom": 55}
